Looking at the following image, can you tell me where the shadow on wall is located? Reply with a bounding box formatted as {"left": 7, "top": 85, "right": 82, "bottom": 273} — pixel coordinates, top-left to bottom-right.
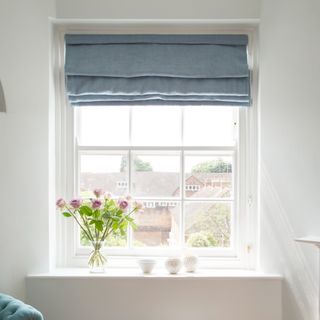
{"left": 260, "top": 163, "right": 318, "bottom": 320}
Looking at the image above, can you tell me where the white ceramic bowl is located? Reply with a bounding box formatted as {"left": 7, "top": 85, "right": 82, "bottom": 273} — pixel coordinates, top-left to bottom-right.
{"left": 183, "top": 254, "right": 198, "bottom": 272}
{"left": 165, "top": 257, "right": 182, "bottom": 274}
{"left": 138, "top": 259, "right": 156, "bottom": 274}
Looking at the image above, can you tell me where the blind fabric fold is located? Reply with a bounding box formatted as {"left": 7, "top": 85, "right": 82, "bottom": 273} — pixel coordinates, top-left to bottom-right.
{"left": 65, "top": 34, "right": 250, "bottom": 107}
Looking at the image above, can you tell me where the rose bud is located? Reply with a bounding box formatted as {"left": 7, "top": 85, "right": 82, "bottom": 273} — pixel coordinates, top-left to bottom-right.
{"left": 70, "top": 199, "right": 82, "bottom": 209}
{"left": 91, "top": 199, "right": 102, "bottom": 209}
{"left": 56, "top": 198, "right": 66, "bottom": 209}
{"left": 134, "top": 201, "right": 144, "bottom": 211}
{"left": 93, "top": 188, "right": 103, "bottom": 198}
{"left": 104, "top": 192, "right": 112, "bottom": 199}
{"left": 118, "top": 199, "right": 129, "bottom": 210}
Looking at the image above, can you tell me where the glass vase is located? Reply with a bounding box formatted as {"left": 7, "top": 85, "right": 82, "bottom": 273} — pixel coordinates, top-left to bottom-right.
{"left": 88, "top": 241, "right": 106, "bottom": 273}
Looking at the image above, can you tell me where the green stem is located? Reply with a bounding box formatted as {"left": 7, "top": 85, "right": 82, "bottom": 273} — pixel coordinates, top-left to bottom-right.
{"left": 80, "top": 214, "right": 95, "bottom": 242}
{"left": 101, "top": 220, "right": 112, "bottom": 242}
{"left": 101, "top": 208, "right": 136, "bottom": 242}
{"left": 95, "top": 228, "right": 99, "bottom": 242}
{"left": 88, "top": 246, "right": 107, "bottom": 268}
{"left": 66, "top": 207, "right": 94, "bottom": 242}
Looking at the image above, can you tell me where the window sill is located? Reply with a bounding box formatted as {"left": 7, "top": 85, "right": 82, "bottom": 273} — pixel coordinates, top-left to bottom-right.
{"left": 61, "top": 253, "right": 255, "bottom": 270}
{"left": 27, "top": 268, "right": 282, "bottom": 280}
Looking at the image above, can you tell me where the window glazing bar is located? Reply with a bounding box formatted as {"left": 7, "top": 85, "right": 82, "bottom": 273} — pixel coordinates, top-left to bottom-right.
{"left": 78, "top": 145, "right": 237, "bottom": 152}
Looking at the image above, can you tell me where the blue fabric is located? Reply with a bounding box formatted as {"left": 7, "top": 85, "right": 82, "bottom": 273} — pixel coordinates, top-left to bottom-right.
{"left": 0, "top": 294, "right": 44, "bottom": 320}
{"left": 65, "top": 34, "right": 249, "bottom": 45}
{"left": 65, "top": 34, "right": 250, "bottom": 106}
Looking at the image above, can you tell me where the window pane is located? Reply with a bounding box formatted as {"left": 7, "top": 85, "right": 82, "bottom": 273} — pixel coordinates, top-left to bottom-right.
{"left": 105, "top": 234, "right": 127, "bottom": 247}
{"left": 133, "top": 201, "right": 180, "bottom": 247}
{"left": 184, "top": 106, "right": 236, "bottom": 146}
{"left": 76, "top": 107, "right": 129, "bottom": 146}
{"left": 185, "top": 154, "right": 233, "bottom": 198}
{"left": 131, "top": 106, "right": 181, "bottom": 146}
{"left": 80, "top": 153, "right": 128, "bottom": 197}
{"left": 132, "top": 152, "right": 180, "bottom": 198}
{"left": 80, "top": 229, "right": 127, "bottom": 247}
{"left": 185, "top": 202, "right": 231, "bottom": 248}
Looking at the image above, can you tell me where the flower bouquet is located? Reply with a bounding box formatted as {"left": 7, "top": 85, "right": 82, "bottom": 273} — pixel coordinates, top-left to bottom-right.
{"left": 56, "top": 189, "right": 143, "bottom": 272}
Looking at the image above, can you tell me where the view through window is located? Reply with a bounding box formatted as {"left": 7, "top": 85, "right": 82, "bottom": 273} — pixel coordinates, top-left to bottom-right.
{"left": 75, "top": 106, "right": 238, "bottom": 254}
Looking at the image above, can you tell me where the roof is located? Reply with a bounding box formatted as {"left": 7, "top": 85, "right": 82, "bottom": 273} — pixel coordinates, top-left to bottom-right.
{"left": 80, "top": 171, "right": 232, "bottom": 198}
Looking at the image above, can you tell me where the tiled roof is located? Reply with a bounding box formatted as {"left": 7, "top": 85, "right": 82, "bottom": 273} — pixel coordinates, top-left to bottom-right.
{"left": 81, "top": 171, "right": 231, "bottom": 197}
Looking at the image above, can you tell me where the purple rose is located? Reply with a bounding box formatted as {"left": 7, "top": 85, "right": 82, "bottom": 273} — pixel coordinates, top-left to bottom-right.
{"left": 118, "top": 199, "right": 129, "bottom": 210}
{"left": 91, "top": 199, "right": 102, "bottom": 209}
{"left": 93, "top": 188, "right": 103, "bottom": 198}
{"left": 134, "top": 201, "right": 144, "bottom": 211}
{"left": 70, "top": 199, "right": 82, "bottom": 209}
{"left": 104, "top": 192, "right": 112, "bottom": 199}
{"left": 56, "top": 198, "right": 66, "bottom": 209}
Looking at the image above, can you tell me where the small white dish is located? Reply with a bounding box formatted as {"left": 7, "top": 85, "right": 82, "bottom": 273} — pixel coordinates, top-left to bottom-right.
{"left": 137, "top": 259, "right": 156, "bottom": 274}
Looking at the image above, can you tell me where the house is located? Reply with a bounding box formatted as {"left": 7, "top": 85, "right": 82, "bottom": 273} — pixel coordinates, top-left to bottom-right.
{"left": 81, "top": 171, "right": 232, "bottom": 246}
{"left": 0, "top": 0, "right": 319, "bottom": 320}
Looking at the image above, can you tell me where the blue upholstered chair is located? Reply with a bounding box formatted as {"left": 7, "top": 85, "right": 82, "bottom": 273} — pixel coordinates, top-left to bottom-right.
{"left": 0, "top": 293, "right": 43, "bottom": 320}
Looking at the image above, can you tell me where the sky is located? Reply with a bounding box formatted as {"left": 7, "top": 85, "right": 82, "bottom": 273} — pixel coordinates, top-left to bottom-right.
{"left": 78, "top": 106, "right": 237, "bottom": 173}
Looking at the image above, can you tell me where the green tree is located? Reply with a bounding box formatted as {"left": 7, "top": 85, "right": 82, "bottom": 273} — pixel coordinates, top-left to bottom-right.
{"left": 186, "top": 231, "right": 218, "bottom": 247}
{"left": 120, "top": 156, "right": 153, "bottom": 172}
{"left": 191, "top": 159, "right": 231, "bottom": 173}
{"left": 186, "top": 203, "right": 230, "bottom": 248}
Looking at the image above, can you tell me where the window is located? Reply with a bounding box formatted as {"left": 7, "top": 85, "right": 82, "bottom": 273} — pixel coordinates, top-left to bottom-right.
{"left": 72, "top": 105, "right": 243, "bottom": 256}
{"left": 55, "top": 26, "right": 257, "bottom": 268}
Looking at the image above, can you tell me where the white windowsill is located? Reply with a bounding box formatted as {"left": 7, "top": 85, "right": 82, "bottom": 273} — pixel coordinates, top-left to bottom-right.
{"left": 27, "top": 268, "right": 282, "bottom": 280}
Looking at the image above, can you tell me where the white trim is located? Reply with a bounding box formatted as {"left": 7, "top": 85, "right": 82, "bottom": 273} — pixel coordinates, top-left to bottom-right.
{"left": 50, "top": 18, "right": 260, "bottom": 29}
{"left": 28, "top": 268, "right": 281, "bottom": 279}
{"left": 48, "top": 21, "right": 56, "bottom": 271}
{"left": 78, "top": 146, "right": 237, "bottom": 151}
{"left": 180, "top": 108, "right": 185, "bottom": 248}
{"left": 53, "top": 22, "right": 258, "bottom": 270}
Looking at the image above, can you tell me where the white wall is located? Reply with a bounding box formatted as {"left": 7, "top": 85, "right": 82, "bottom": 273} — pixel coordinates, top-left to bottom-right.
{"left": 259, "top": 0, "right": 320, "bottom": 319}
{"left": 56, "top": 0, "right": 260, "bottom": 20}
{"left": 0, "top": 0, "right": 55, "bottom": 299}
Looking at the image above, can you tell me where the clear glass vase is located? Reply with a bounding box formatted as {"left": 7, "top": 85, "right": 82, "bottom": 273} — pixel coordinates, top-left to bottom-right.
{"left": 88, "top": 241, "right": 106, "bottom": 273}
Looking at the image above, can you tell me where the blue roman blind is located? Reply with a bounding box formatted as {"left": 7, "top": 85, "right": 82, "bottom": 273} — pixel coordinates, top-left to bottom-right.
{"left": 65, "top": 34, "right": 250, "bottom": 106}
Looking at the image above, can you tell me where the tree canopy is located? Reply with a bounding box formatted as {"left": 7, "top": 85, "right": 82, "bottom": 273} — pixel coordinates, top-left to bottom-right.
{"left": 120, "top": 156, "right": 153, "bottom": 172}
{"left": 192, "top": 159, "right": 231, "bottom": 173}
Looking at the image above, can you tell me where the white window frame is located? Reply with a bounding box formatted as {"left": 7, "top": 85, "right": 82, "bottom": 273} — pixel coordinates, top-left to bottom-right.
{"left": 53, "top": 21, "right": 258, "bottom": 269}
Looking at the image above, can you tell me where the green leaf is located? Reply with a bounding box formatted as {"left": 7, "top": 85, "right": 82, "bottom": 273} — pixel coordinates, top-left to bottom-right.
{"left": 62, "top": 212, "right": 72, "bottom": 217}
{"left": 119, "top": 221, "right": 128, "bottom": 235}
{"left": 125, "top": 216, "right": 134, "bottom": 222}
{"left": 120, "top": 220, "right": 128, "bottom": 228}
{"left": 95, "top": 220, "right": 104, "bottom": 232}
{"left": 79, "top": 206, "right": 93, "bottom": 216}
{"left": 102, "top": 213, "right": 110, "bottom": 220}
{"left": 93, "top": 210, "right": 100, "bottom": 219}
{"left": 130, "top": 221, "right": 138, "bottom": 231}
